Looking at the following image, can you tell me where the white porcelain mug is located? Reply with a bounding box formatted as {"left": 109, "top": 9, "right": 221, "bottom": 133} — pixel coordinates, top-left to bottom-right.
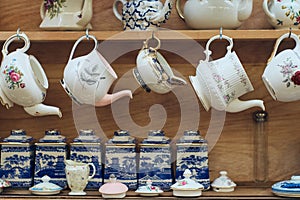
{"left": 189, "top": 34, "right": 265, "bottom": 113}
{"left": 65, "top": 160, "right": 96, "bottom": 195}
{"left": 262, "top": 33, "right": 300, "bottom": 102}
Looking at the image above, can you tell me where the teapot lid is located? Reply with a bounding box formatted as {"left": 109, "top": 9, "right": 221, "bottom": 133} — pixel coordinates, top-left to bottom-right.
{"left": 29, "top": 175, "right": 62, "bottom": 193}
{"left": 171, "top": 169, "right": 204, "bottom": 190}
{"left": 272, "top": 175, "right": 300, "bottom": 196}
{"left": 211, "top": 171, "right": 236, "bottom": 189}
{"left": 73, "top": 129, "right": 101, "bottom": 143}
{"left": 142, "top": 130, "right": 170, "bottom": 144}
{"left": 0, "top": 179, "right": 10, "bottom": 188}
{"left": 3, "top": 129, "right": 33, "bottom": 143}
{"left": 135, "top": 179, "right": 163, "bottom": 194}
{"left": 99, "top": 174, "right": 128, "bottom": 194}
{"left": 39, "top": 129, "right": 66, "bottom": 143}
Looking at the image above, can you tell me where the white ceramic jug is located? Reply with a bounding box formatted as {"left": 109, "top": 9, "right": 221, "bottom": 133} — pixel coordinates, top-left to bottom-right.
{"left": 113, "top": 0, "right": 173, "bottom": 30}
{"left": 65, "top": 160, "right": 96, "bottom": 195}
{"left": 263, "top": 0, "right": 300, "bottom": 29}
{"left": 262, "top": 33, "right": 300, "bottom": 102}
{"left": 133, "top": 36, "right": 186, "bottom": 94}
{"left": 189, "top": 35, "right": 265, "bottom": 113}
{"left": 176, "top": 0, "right": 253, "bottom": 29}
{"left": 61, "top": 34, "right": 132, "bottom": 106}
{"left": 40, "top": 0, "right": 93, "bottom": 30}
{"left": 0, "top": 32, "right": 62, "bottom": 117}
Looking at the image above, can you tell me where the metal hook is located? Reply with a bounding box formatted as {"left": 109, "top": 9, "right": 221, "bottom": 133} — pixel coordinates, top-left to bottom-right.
{"left": 86, "top": 28, "right": 90, "bottom": 40}
{"left": 288, "top": 27, "right": 292, "bottom": 38}
{"left": 16, "top": 28, "right": 20, "bottom": 40}
{"left": 220, "top": 27, "right": 223, "bottom": 40}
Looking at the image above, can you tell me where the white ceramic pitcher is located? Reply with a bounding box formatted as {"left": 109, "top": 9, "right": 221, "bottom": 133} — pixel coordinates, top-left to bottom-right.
{"left": 0, "top": 32, "right": 62, "bottom": 117}
{"left": 189, "top": 34, "right": 265, "bottom": 113}
{"left": 263, "top": 0, "right": 300, "bottom": 29}
{"left": 262, "top": 32, "right": 300, "bottom": 102}
{"left": 65, "top": 160, "right": 96, "bottom": 195}
{"left": 61, "top": 34, "right": 132, "bottom": 106}
{"left": 40, "top": 0, "right": 93, "bottom": 30}
{"left": 176, "top": 0, "right": 253, "bottom": 29}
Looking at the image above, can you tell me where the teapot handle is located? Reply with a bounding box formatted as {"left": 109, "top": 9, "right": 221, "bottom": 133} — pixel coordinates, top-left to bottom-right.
{"left": 2, "top": 32, "right": 30, "bottom": 58}
{"left": 113, "top": 0, "right": 126, "bottom": 21}
{"left": 40, "top": 1, "right": 46, "bottom": 19}
{"left": 262, "top": 0, "right": 275, "bottom": 20}
{"left": 267, "top": 33, "right": 300, "bottom": 64}
{"left": 87, "top": 163, "right": 96, "bottom": 181}
{"left": 68, "top": 34, "right": 98, "bottom": 63}
{"left": 204, "top": 34, "right": 234, "bottom": 62}
{"left": 175, "top": 0, "right": 185, "bottom": 20}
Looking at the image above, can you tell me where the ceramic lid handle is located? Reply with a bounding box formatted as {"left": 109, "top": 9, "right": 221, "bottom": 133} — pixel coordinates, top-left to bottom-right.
{"left": 87, "top": 163, "right": 96, "bottom": 181}
{"left": 2, "top": 31, "right": 30, "bottom": 58}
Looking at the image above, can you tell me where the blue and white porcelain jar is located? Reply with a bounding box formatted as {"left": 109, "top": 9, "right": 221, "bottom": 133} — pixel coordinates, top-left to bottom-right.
{"left": 70, "top": 129, "right": 102, "bottom": 189}
{"left": 0, "top": 129, "right": 34, "bottom": 188}
{"left": 33, "top": 129, "right": 67, "bottom": 188}
{"left": 138, "top": 130, "right": 172, "bottom": 191}
{"left": 175, "top": 130, "right": 210, "bottom": 190}
{"left": 104, "top": 130, "right": 137, "bottom": 190}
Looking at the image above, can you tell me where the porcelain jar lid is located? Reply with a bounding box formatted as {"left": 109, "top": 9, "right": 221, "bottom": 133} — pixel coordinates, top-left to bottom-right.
{"left": 135, "top": 179, "right": 163, "bottom": 194}
{"left": 3, "top": 129, "right": 33, "bottom": 143}
{"left": 73, "top": 129, "right": 101, "bottom": 143}
{"left": 177, "top": 130, "right": 207, "bottom": 143}
{"left": 211, "top": 171, "right": 237, "bottom": 189}
{"left": 107, "top": 130, "right": 135, "bottom": 144}
{"left": 171, "top": 169, "right": 204, "bottom": 190}
{"left": 272, "top": 175, "right": 300, "bottom": 197}
{"left": 39, "top": 129, "right": 66, "bottom": 143}
{"left": 142, "top": 130, "right": 170, "bottom": 144}
{"left": 99, "top": 174, "right": 128, "bottom": 195}
{"left": 29, "top": 175, "right": 62, "bottom": 193}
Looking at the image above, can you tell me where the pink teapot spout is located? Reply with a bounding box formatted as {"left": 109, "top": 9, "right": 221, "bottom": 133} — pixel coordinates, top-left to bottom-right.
{"left": 95, "top": 90, "right": 133, "bottom": 107}
{"left": 225, "top": 99, "right": 265, "bottom": 113}
{"left": 24, "top": 104, "right": 62, "bottom": 118}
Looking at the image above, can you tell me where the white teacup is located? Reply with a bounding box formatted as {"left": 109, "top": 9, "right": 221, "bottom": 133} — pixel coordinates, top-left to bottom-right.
{"left": 65, "top": 160, "right": 96, "bottom": 195}
{"left": 190, "top": 34, "right": 265, "bottom": 113}
{"left": 262, "top": 33, "right": 300, "bottom": 102}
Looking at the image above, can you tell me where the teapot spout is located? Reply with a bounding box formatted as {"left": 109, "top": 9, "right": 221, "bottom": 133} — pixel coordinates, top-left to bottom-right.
{"left": 238, "top": 0, "right": 253, "bottom": 22}
{"left": 225, "top": 98, "right": 265, "bottom": 113}
{"left": 24, "top": 104, "right": 62, "bottom": 117}
{"left": 95, "top": 90, "right": 133, "bottom": 107}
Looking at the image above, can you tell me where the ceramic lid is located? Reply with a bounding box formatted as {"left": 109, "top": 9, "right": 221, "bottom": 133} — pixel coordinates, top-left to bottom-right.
{"left": 135, "top": 179, "right": 163, "bottom": 194}
{"left": 0, "top": 179, "right": 10, "bottom": 188}
{"left": 177, "top": 130, "right": 206, "bottom": 143}
{"left": 39, "top": 129, "right": 66, "bottom": 143}
{"left": 3, "top": 129, "right": 33, "bottom": 143}
{"left": 142, "top": 130, "right": 170, "bottom": 144}
{"left": 107, "top": 130, "right": 135, "bottom": 144}
{"left": 73, "top": 129, "right": 101, "bottom": 143}
{"left": 99, "top": 174, "right": 128, "bottom": 194}
{"left": 211, "top": 171, "right": 237, "bottom": 189}
{"left": 272, "top": 175, "right": 300, "bottom": 196}
{"left": 29, "top": 175, "right": 62, "bottom": 192}
{"left": 171, "top": 169, "right": 204, "bottom": 190}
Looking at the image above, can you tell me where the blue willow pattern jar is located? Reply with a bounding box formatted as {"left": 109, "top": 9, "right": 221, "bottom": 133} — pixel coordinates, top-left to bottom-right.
{"left": 176, "top": 130, "right": 210, "bottom": 190}
{"left": 104, "top": 130, "right": 137, "bottom": 190}
{"left": 0, "top": 129, "right": 34, "bottom": 188}
{"left": 138, "top": 130, "right": 172, "bottom": 191}
{"left": 70, "top": 129, "right": 102, "bottom": 189}
{"left": 33, "top": 129, "right": 67, "bottom": 188}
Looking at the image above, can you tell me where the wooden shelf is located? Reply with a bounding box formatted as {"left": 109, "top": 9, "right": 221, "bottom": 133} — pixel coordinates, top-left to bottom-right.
{"left": 0, "top": 186, "right": 286, "bottom": 199}
{"left": 0, "top": 30, "right": 299, "bottom": 42}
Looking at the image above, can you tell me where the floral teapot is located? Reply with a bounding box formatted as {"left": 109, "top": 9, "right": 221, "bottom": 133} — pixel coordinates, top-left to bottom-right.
{"left": 40, "top": 0, "right": 93, "bottom": 30}
{"left": 263, "top": 0, "right": 300, "bottom": 29}
{"left": 0, "top": 32, "right": 62, "bottom": 117}
{"left": 176, "top": 0, "right": 253, "bottom": 29}
{"left": 189, "top": 34, "right": 265, "bottom": 113}
{"left": 113, "top": 0, "right": 173, "bottom": 30}
{"left": 61, "top": 34, "right": 132, "bottom": 106}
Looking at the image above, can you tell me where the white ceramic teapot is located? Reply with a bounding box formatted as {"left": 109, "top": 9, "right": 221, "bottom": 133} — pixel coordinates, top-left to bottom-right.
{"left": 189, "top": 34, "right": 265, "bottom": 113}
{"left": 262, "top": 32, "right": 300, "bottom": 102}
{"left": 40, "top": 0, "right": 93, "bottom": 30}
{"left": 61, "top": 34, "right": 132, "bottom": 106}
{"left": 133, "top": 36, "right": 186, "bottom": 94}
{"left": 263, "top": 0, "right": 300, "bottom": 29}
{"left": 176, "top": 0, "right": 253, "bottom": 29}
{"left": 65, "top": 160, "right": 96, "bottom": 195}
{"left": 0, "top": 32, "right": 62, "bottom": 117}
{"left": 113, "top": 0, "right": 173, "bottom": 30}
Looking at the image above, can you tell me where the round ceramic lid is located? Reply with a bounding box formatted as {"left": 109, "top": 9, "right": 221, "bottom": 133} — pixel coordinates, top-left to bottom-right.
{"left": 99, "top": 175, "right": 128, "bottom": 194}
{"left": 29, "top": 175, "right": 62, "bottom": 192}
{"left": 211, "top": 171, "right": 236, "bottom": 189}
{"left": 272, "top": 175, "right": 300, "bottom": 196}
{"left": 171, "top": 169, "right": 204, "bottom": 190}
{"left": 135, "top": 180, "right": 163, "bottom": 194}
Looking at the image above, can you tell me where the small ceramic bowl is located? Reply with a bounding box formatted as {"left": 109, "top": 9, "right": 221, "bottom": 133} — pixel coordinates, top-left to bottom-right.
{"left": 29, "top": 175, "right": 62, "bottom": 195}
{"left": 99, "top": 174, "right": 128, "bottom": 198}
{"left": 135, "top": 179, "right": 163, "bottom": 197}
{"left": 211, "top": 171, "right": 236, "bottom": 192}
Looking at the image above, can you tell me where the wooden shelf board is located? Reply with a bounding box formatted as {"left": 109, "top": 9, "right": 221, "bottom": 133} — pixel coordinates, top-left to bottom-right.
{"left": 0, "top": 30, "right": 299, "bottom": 41}
{"left": 0, "top": 186, "right": 285, "bottom": 199}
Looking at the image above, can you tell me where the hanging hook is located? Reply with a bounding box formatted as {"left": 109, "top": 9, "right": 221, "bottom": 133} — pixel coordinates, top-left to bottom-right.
{"left": 16, "top": 28, "right": 21, "bottom": 40}
{"left": 288, "top": 27, "right": 292, "bottom": 38}
{"left": 220, "top": 27, "right": 223, "bottom": 40}
{"left": 86, "top": 28, "right": 90, "bottom": 40}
